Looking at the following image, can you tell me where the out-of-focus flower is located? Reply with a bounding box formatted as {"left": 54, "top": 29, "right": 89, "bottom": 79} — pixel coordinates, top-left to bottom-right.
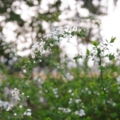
{"left": 11, "top": 88, "right": 20, "bottom": 100}
{"left": 0, "top": 100, "right": 13, "bottom": 111}
{"left": 58, "top": 107, "right": 71, "bottom": 113}
{"left": 14, "top": 113, "right": 17, "bottom": 116}
{"left": 75, "top": 109, "right": 85, "bottom": 116}
{"left": 75, "top": 99, "right": 81, "bottom": 103}
{"left": 68, "top": 89, "right": 72, "bottom": 93}
{"left": 24, "top": 109, "right": 32, "bottom": 116}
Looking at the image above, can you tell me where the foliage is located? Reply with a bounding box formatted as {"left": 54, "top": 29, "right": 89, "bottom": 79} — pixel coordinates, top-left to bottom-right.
{"left": 0, "top": 27, "right": 120, "bottom": 120}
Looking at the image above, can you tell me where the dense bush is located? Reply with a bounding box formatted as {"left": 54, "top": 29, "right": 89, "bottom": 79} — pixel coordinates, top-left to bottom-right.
{"left": 0, "top": 27, "right": 120, "bottom": 120}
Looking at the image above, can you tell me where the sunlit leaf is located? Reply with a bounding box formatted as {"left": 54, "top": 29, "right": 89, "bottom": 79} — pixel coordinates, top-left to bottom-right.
{"left": 110, "top": 37, "right": 116, "bottom": 43}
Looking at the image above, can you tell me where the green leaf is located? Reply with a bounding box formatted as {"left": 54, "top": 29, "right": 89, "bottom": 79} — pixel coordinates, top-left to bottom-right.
{"left": 99, "top": 66, "right": 105, "bottom": 71}
{"left": 108, "top": 54, "right": 115, "bottom": 60}
{"left": 73, "top": 55, "right": 82, "bottom": 60}
{"left": 97, "top": 48, "right": 101, "bottom": 54}
{"left": 110, "top": 37, "right": 116, "bottom": 43}
{"left": 86, "top": 49, "right": 90, "bottom": 55}
{"left": 91, "top": 41, "right": 99, "bottom": 47}
{"left": 71, "top": 31, "right": 75, "bottom": 36}
{"left": 80, "top": 29, "right": 86, "bottom": 37}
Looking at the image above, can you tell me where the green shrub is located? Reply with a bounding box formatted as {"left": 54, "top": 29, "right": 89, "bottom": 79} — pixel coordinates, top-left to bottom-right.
{"left": 0, "top": 27, "right": 120, "bottom": 120}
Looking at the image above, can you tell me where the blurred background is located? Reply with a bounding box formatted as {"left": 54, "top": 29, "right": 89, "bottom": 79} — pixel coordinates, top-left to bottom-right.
{"left": 0, "top": 0, "right": 119, "bottom": 74}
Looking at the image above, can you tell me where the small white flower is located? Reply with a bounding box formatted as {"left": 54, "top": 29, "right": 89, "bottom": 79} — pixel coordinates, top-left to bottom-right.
{"left": 58, "top": 107, "right": 71, "bottom": 113}
{"left": 75, "top": 99, "right": 81, "bottom": 103}
{"left": 14, "top": 113, "right": 17, "bottom": 116}
{"left": 39, "top": 59, "right": 42, "bottom": 62}
{"left": 85, "top": 87, "right": 89, "bottom": 91}
{"left": 75, "top": 109, "right": 85, "bottom": 117}
{"left": 55, "top": 95, "right": 59, "bottom": 98}
{"left": 75, "top": 110, "right": 79, "bottom": 115}
{"left": 11, "top": 88, "right": 20, "bottom": 100}
{"left": 88, "top": 91, "right": 91, "bottom": 94}
{"left": 79, "top": 109, "right": 85, "bottom": 116}
{"left": 50, "top": 43, "right": 54, "bottom": 47}
{"left": 68, "top": 98, "right": 72, "bottom": 104}
{"left": 68, "top": 89, "right": 72, "bottom": 93}
{"left": 27, "top": 109, "right": 31, "bottom": 111}
{"left": 112, "top": 102, "right": 116, "bottom": 107}
{"left": 58, "top": 107, "right": 62, "bottom": 110}
{"left": 71, "top": 93, "right": 74, "bottom": 96}
{"left": 66, "top": 72, "right": 74, "bottom": 80}
{"left": 66, "top": 108, "right": 71, "bottom": 113}
{"left": 6, "top": 105, "right": 12, "bottom": 111}
{"left": 31, "top": 42, "right": 39, "bottom": 51}
{"left": 19, "top": 105, "right": 22, "bottom": 108}
{"left": 31, "top": 54, "right": 35, "bottom": 58}
{"left": 24, "top": 109, "right": 32, "bottom": 116}
{"left": 23, "top": 69, "right": 26, "bottom": 73}
{"left": 1, "top": 101, "right": 9, "bottom": 109}
{"left": 72, "top": 27, "right": 78, "bottom": 31}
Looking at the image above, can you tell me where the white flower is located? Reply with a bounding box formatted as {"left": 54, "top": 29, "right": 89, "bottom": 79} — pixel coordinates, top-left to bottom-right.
{"left": 66, "top": 72, "right": 74, "bottom": 80}
{"left": 58, "top": 107, "right": 71, "bottom": 113}
{"left": 117, "top": 76, "right": 120, "bottom": 84}
{"left": 0, "top": 100, "right": 13, "bottom": 111}
{"left": 31, "top": 41, "right": 46, "bottom": 58}
{"left": 19, "top": 105, "right": 22, "bottom": 108}
{"left": 24, "top": 109, "right": 32, "bottom": 116}
{"left": 72, "top": 27, "right": 78, "bottom": 31}
{"left": 75, "top": 110, "right": 79, "bottom": 115}
{"left": 68, "top": 98, "right": 72, "bottom": 104}
{"left": 66, "top": 108, "right": 71, "bottom": 113}
{"left": 85, "top": 87, "right": 89, "bottom": 91}
{"left": 75, "top": 109, "right": 85, "bottom": 117}
{"left": 112, "top": 102, "right": 116, "bottom": 107}
{"left": 68, "top": 89, "right": 72, "bottom": 93}
{"left": 43, "top": 33, "right": 52, "bottom": 39}
{"left": 14, "top": 113, "right": 17, "bottom": 116}
{"left": 1, "top": 101, "right": 9, "bottom": 109}
{"left": 75, "top": 99, "right": 81, "bottom": 103}
{"left": 79, "top": 109, "right": 85, "bottom": 116}
{"left": 55, "top": 95, "right": 59, "bottom": 98}
{"left": 11, "top": 88, "right": 20, "bottom": 100}
{"left": 31, "top": 42, "right": 39, "bottom": 51}
{"left": 23, "top": 69, "right": 26, "bottom": 73}
{"left": 88, "top": 91, "right": 91, "bottom": 94}
{"left": 53, "top": 88, "right": 58, "bottom": 95}
{"left": 71, "top": 93, "right": 74, "bottom": 96}
{"left": 58, "top": 107, "right": 62, "bottom": 110}
{"left": 6, "top": 106, "right": 10, "bottom": 111}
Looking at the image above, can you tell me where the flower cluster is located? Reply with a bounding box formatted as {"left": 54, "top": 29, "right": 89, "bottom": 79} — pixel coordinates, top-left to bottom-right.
{"left": 52, "top": 88, "right": 59, "bottom": 98}
{"left": 31, "top": 41, "right": 46, "bottom": 58}
{"left": 24, "top": 108, "right": 32, "bottom": 116}
{"left": 11, "top": 88, "right": 20, "bottom": 101}
{"left": 58, "top": 107, "right": 71, "bottom": 113}
{"left": 0, "top": 100, "right": 12, "bottom": 111}
{"left": 75, "top": 109, "right": 85, "bottom": 117}
{"left": 44, "top": 26, "right": 78, "bottom": 40}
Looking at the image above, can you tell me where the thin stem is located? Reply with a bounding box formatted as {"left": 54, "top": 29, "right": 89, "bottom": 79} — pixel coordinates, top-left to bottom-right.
{"left": 97, "top": 48, "right": 112, "bottom": 120}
